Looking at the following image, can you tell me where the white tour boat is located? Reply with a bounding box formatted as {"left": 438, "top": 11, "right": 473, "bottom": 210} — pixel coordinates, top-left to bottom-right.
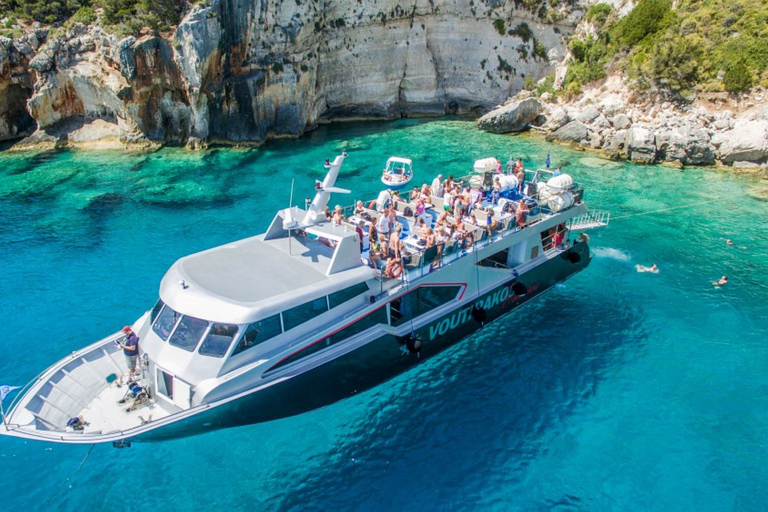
{"left": 0, "top": 152, "right": 607, "bottom": 446}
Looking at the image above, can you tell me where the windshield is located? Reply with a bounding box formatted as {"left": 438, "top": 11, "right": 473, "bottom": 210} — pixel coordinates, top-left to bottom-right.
{"left": 169, "top": 315, "right": 209, "bottom": 352}
{"left": 153, "top": 305, "right": 181, "bottom": 341}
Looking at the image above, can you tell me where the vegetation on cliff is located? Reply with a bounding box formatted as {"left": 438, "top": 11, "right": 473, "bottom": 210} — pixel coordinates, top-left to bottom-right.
{"left": 563, "top": 0, "right": 768, "bottom": 99}
{"left": 0, "top": 0, "right": 186, "bottom": 34}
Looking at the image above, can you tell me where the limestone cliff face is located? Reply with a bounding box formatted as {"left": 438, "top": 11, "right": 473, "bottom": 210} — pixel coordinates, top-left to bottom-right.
{"left": 0, "top": 34, "right": 38, "bottom": 141}
{"left": 7, "top": 0, "right": 581, "bottom": 147}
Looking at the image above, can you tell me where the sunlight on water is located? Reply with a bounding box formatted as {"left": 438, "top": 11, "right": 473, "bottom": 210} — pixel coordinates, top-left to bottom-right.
{"left": 1, "top": 119, "right": 767, "bottom": 510}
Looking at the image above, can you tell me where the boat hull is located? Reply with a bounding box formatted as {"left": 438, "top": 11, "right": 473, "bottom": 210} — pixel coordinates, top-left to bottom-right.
{"left": 135, "top": 241, "right": 591, "bottom": 442}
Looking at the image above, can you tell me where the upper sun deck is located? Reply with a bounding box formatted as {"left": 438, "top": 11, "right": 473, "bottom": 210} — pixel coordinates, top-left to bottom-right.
{"left": 160, "top": 217, "right": 372, "bottom": 325}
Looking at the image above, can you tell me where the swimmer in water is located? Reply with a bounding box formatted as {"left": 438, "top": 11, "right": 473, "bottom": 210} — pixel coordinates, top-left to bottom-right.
{"left": 636, "top": 263, "right": 659, "bottom": 273}
{"left": 726, "top": 239, "right": 733, "bottom": 246}
{"left": 713, "top": 275, "right": 728, "bottom": 287}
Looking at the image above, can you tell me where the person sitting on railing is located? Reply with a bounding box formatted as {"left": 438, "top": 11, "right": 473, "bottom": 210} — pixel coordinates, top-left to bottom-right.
{"left": 415, "top": 218, "right": 428, "bottom": 241}
{"left": 392, "top": 190, "right": 401, "bottom": 203}
{"left": 484, "top": 208, "right": 499, "bottom": 237}
{"left": 368, "top": 233, "right": 383, "bottom": 269}
{"left": 516, "top": 200, "right": 529, "bottom": 228}
{"left": 425, "top": 228, "right": 436, "bottom": 249}
{"left": 354, "top": 200, "right": 365, "bottom": 216}
{"left": 409, "top": 186, "right": 420, "bottom": 202}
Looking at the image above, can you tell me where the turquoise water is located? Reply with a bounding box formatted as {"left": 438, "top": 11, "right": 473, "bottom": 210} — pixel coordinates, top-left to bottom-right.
{"left": 1, "top": 120, "right": 767, "bottom": 510}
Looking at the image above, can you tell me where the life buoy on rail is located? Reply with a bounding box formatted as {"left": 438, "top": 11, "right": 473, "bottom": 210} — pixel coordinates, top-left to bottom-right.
{"left": 462, "top": 232, "right": 474, "bottom": 250}
{"left": 387, "top": 260, "right": 403, "bottom": 279}
{"left": 403, "top": 334, "right": 422, "bottom": 354}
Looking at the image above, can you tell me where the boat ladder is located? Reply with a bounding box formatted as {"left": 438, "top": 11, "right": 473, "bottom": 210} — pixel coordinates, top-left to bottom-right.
{"left": 568, "top": 209, "right": 610, "bottom": 231}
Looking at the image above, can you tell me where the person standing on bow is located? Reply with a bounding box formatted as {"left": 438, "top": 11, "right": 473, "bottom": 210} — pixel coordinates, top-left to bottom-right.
{"left": 119, "top": 326, "right": 139, "bottom": 374}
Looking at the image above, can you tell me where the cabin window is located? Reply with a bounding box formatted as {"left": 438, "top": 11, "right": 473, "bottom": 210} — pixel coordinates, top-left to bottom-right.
{"left": 153, "top": 305, "right": 182, "bottom": 341}
{"left": 169, "top": 315, "right": 209, "bottom": 352}
{"left": 282, "top": 296, "right": 329, "bottom": 332}
{"left": 477, "top": 248, "right": 510, "bottom": 269}
{"left": 232, "top": 314, "right": 282, "bottom": 356}
{"left": 199, "top": 323, "right": 239, "bottom": 358}
{"left": 150, "top": 299, "right": 164, "bottom": 323}
{"left": 390, "top": 285, "right": 461, "bottom": 326}
{"left": 268, "top": 305, "right": 388, "bottom": 371}
{"left": 328, "top": 282, "right": 370, "bottom": 309}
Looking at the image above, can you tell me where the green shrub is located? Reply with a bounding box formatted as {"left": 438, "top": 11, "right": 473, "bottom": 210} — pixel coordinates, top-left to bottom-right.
{"left": 585, "top": 3, "right": 612, "bottom": 25}
{"left": 723, "top": 58, "right": 753, "bottom": 94}
{"left": 68, "top": 6, "right": 95, "bottom": 26}
{"left": 533, "top": 38, "right": 547, "bottom": 60}
{"left": 611, "top": 0, "right": 671, "bottom": 48}
{"left": 508, "top": 22, "right": 533, "bottom": 43}
{"left": 493, "top": 18, "right": 505, "bottom": 36}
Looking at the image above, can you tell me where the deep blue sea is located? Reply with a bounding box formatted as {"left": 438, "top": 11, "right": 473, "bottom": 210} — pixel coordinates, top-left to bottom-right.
{"left": 1, "top": 120, "right": 767, "bottom": 511}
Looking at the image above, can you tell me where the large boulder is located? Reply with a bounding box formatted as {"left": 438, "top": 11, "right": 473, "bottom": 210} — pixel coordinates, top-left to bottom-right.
{"left": 626, "top": 125, "right": 656, "bottom": 163}
{"left": 540, "top": 105, "right": 570, "bottom": 131}
{"left": 546, "top": 120, "right": 589, "bottom": 142}
{"left": 718, "top": 120, "right": 768, "bottom": 164}
{"left": 574, "top": 106, "right": 600, "bottom": 124}
{"left": 477, "top": 97, "right": 544, "bottom": 133}
{"left": 611, "top": 113, "right": 631, "bottom": 130}
{"left": 685, "top": 127, "right": 715, "bottom": 165}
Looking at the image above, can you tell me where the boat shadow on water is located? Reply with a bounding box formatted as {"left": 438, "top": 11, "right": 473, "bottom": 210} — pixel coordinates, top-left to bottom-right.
{"left": 268, "top": 288, "right": 647, "bottom": 509}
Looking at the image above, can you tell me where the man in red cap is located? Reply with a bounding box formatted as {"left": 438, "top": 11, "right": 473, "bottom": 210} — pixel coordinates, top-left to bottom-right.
{"left": 119, "top": 326, "right": 139, "bottom": 375}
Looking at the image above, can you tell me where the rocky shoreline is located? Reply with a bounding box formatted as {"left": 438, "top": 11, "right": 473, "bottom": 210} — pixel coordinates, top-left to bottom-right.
{"left": 478, "top": 88, "right": 768, "bottom": 172}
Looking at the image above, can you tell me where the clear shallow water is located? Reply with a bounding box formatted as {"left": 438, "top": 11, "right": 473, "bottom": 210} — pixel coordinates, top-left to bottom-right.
{"left": 1, "top": 120, "right": 767, "bottom": 511}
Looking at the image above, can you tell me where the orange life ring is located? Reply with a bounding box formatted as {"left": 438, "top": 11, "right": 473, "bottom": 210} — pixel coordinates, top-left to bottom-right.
{"left": 462, "top": 232, "right": 474, "bottom": 250}
{"left": 388, "top": 260, "right": 403, "bottom": 278}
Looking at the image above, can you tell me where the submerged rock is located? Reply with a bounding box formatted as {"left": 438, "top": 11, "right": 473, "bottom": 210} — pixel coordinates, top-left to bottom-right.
{"left": 477, "top": 98, "right": 544, "bottom": 133}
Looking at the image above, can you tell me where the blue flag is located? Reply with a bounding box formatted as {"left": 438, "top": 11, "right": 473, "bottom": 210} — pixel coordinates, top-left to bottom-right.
{"left": 0, "top": 385, "right": 20, "bottom": 402}
{"left": 545, "top": 151, "right": 551, "bottom": 168}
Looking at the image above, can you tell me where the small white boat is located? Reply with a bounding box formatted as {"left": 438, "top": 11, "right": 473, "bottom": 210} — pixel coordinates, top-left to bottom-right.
{"left": 381, "top": 157, "right": 413, "bottom": 189}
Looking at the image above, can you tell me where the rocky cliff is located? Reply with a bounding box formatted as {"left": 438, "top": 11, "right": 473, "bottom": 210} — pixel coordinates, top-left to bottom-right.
{"left": 0, "top": 0, "right": 582, "bottom": 148}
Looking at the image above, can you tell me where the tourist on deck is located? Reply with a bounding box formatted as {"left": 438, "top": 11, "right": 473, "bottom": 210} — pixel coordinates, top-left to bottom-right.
{"left": 425, "top": 228, "right": 436, "bottom": 248}
{"left": 391, "top": 190, "right": 401, "bottom": 204}
{"left": 431, "top": 174, "right": 443, "bottom": 197}
{"left": 119, "top": 326, "right": 139, "bottom": 374}
{"left": 445, "top": 175, "right": 454, "bottom": 192}
{"left": 387, "top": 206, "right": 398, "bottom": 232}
{"left": 390, "top": 225, "right": 403, "bottom": 257}
{"left": 554, "top": 165, "right": 562, "bottom": 177}
{"left": 516, "top": 200, "right": 529, "bottom": 228}
{"left": 415, "top": 197, "right": 427, "bottom": 217}
{"left": 375, "top": 189, "right": 391, "bottom": 212}
{"left": 506, "top": 156, "right": 515, "bottom": 173}
{"left": 354, "top": 200, "right": 365, "bottom": 216}
{"left": 515, "top": 162, "right": 525, "bottom": 193}
{"left": 355, "top": 220, "right": 365, "bottom": 252}
{"left": 368, "top": 232, "right": 382, "bottom": 268}
{"left": 332, "top": 205, "right": 344, "bottom": 226}
{"left": 376, "top": 209, "right": 390, "bottom": 236}
{"left": 553, "top": 226, "right": 564, "bottom": 247}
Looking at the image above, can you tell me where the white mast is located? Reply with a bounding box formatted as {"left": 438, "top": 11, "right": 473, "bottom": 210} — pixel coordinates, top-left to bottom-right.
{"left": 299, "top": 151, "right": 349, "bottom": 227}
